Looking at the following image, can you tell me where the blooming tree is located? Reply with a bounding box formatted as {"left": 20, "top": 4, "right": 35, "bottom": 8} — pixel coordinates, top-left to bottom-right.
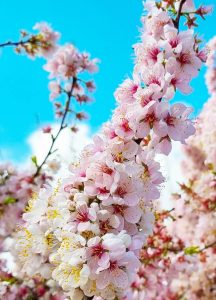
{"left": 13, "top": 0, "right": 210, "bottom": 299}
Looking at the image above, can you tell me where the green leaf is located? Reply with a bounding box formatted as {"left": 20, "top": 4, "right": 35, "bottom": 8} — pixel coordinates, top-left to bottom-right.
{"left": 26, "top": 296, "right": 38, "bottom": 300}
{"left": 184, "top": 246, "right": 200, "bottom": 255}
{"left": 31, "top": 155, "right": 38, "bottom": 166}
{"left": 3, "top": 196, "right": 17, "bottom": 205}
{"left": 0, "top": 276, "right": 17, "bottom": 284}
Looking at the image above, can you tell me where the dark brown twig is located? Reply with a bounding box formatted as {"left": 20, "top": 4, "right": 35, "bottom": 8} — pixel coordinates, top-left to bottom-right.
{"left": 173, "top": 0, "right": 187, "bottom": 30}
{"left": 0, "top": 40, "right": 30, "bottom": 48}
{"left": 199, "top": 240, "right": 216, "bottom": 253}
{"left": 33, "top": 77, "right": 77, "bottom": 177}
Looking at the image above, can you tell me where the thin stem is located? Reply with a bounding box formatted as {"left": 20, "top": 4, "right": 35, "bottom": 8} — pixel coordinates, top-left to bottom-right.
{"left": 199, "top": 240, "right": 216, "bottom": 253}
{"left": 0, "top": 39, "right": 30, "bottom": 48}
{"left": 173, "top": 0, "right": 187, "bottom": 30}
{"left": 33, "top": 77, "right": 77, "bottom": 177}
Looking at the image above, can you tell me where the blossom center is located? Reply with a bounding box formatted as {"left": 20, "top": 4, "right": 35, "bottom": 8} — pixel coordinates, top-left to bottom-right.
{"left": 76, "top": 208, "right": 89, "bottom": 222}
{"left": 115, "top": 186, "right": 127, "bottom": 197}
{"left": 101, "top": 164, "right": 113, "bottom": 175}
{"left": 121, "top": 119, "right": 131, "bottom": 132}
{"left": 91, "top": 244, "right": 105, "bottom": 258}
{"left": 178, "top": 52, "right": 191, "bottom": 65}
{"left": 165, "top": 113, "right": 175, "bottom": 126}
{"left": 169, "top": 38, "right": 179, "bottom": 48}
{"left": 148, "top": 47, "right": 160, "bottom": 62}
{"left": 109, "top": 260, "right": 118, "bottom": 271}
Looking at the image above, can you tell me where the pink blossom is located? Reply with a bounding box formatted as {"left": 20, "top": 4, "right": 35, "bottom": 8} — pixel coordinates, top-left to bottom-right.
{"left": 129, "top": 100, "right": 168, "bottom": 139}
{"left": 42, "top": 125, "right": 52, "bottom": 133}
{"left": 114, "top": 78, "right": 139, "bottom": 103}
{"left": 164, "top": 103, "right": 195, "bottom": 143}
{"left": 33, "top": 21, "right": 60, "bottom": 58}
{"left": 73, "top": 202, "right": 98, "bottom": 232}
{"left": 44, "top": 44, "right": 98, "bottom": 79}
{"left": 96, "top": 251, "right": 140, "bottom": 290}
{"left": 48, "top": 81, "right": 61, "bottom": 100}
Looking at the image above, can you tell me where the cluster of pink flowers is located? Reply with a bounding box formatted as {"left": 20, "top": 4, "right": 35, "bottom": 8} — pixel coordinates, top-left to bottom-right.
{"left": 114, "top": 0, "right": 209, "bottom": 155}
{"left": 174, "top": 0, "right": 212, "bottom": 29}
{"left": 27, "top": 22, "right": 98, "bottom": 136}
{"left": 44, "top": 43, "right": 98, "bottom": 131}
{"left": 126, "top": 210, "right": 185, "bottom": 300}
{"left": 128, "top": 208, "right": 215, "bottom": 300}
{"left": 0, "top": 164, "right": 62, "bottom": 299}
{"left": 168, "top": 41, "right": 216, "bottom": 297}
{"left": 0, "top": 259, "right": 66, "bottom": 300}
{"left": 14, "top": 22, "right": 60, "bottom": 58}
{"left": 128, "top": 33, "right": 216, "bottom": 300}
{"left": 7, "top": 21, "right": 98, "bottom": 134}
{"left": 15, "top": 1, "right": 208, "bottom": 299}
{"left": 205, "top": 37, "right": 216, "bottom": 97}
{"left": 37, "top": 25, "right": 98, "bottom": 176}
{"left": 0, "top": 163, "right": 49, "bottom": 250}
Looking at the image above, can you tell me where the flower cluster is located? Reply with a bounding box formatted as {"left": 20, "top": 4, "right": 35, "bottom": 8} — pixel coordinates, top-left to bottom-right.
{"left": 182, "top": 38, "right": 216, "bottom": 175}
{"left": 15, "top": 1, "right": 207, "bottom": 299}
{"left": 36, "top": 25, "right": 98, "bottom": 176}
{"left": 205, "top": 37, "right": 216, "bottom": 95}
{"left": 0, "top": 259, "right": 66, "bottom": 300}
{"left": 129, "top": 33, "right": 216, "bottom": 300}
{"left": 44, "top": 43, "right": 98, "bottom": 129}
{"left": 172, "top": 0, "right": 212, "bottom": 29}
{"left": 13, "top": 22, "right": 98, "bottom": 126}
{"left": 126, "top": 210, "right": 184, "bottom": 300}
{"left": 0, "top": 21, "right": 98, "bottom": 176}
{"left": 168, "top": 55, "right": 216, "bottom": 298}
{"left": 127, "top": 209, "right": 216, "bottom": 300}
{"left": 114, "top": 0, "right": 208, "bottom": 155}
{"left": 0, "top": 163, "right": 49, "bottom": 250}
{"left": 34, "top": 41, "right": 98, "bottom": 176}
{"left": 12, "top": 22, "right": 60, "bottom": 58}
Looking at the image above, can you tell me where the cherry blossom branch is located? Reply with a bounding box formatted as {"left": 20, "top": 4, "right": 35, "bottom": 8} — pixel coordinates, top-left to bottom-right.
{"left": 33, "top": 77, "right": 77, "bottom": 178}
{"left": 173, "top": 0, "right": 187, "bottom": 29}
{"left": 0, "top": 25, "right": 97, "bottom": 180}
{"left": 0, "top": 23, "right": 60, "bottom": 57}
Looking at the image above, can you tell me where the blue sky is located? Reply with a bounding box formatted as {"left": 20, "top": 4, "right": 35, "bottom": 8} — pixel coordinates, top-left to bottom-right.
{"left": 0, "top": 0, "right": 215, "bottom": 162}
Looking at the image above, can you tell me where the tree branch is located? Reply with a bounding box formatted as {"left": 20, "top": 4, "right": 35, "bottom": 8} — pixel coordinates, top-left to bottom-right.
{"left": 199, "top": 240, "right": 216, "bottom": 253}
{"left": 0, "top": 39, "right": 30, "bottom": 48}
{"left": 33, "top": 76, "right": 77, "bottom": 177}
{"left": 173, "top": 0, "right": 187, "bottom": 30}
